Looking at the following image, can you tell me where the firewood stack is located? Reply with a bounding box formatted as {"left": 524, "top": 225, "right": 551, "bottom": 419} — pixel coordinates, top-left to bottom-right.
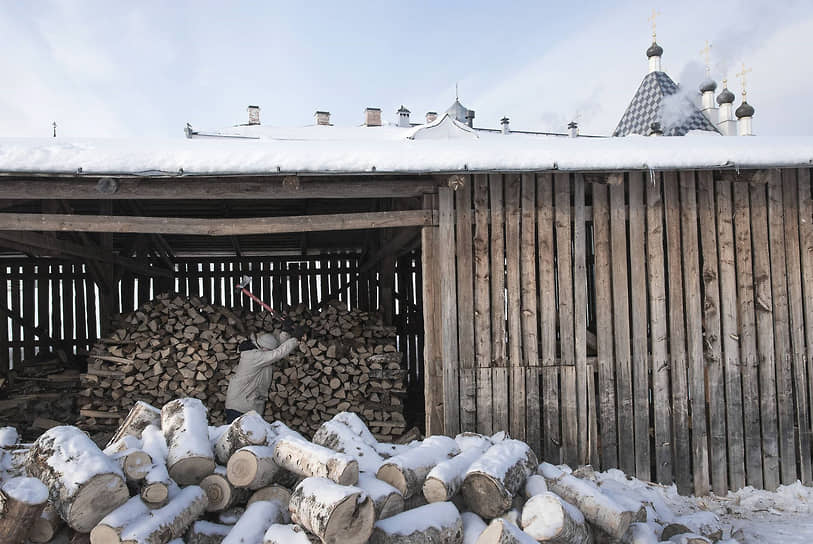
{"left": 76, "top": 293, "right": 408, "bottom": 442}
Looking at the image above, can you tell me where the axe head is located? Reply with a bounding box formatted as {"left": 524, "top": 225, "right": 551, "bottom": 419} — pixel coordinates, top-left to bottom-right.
{"left": 236, "top": 275, "right": 252, "bottom": 290}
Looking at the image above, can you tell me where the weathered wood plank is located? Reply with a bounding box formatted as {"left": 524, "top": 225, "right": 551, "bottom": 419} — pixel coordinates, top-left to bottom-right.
{"left": 592, "top": 183, "right": 617, "bottom": 470}
{"left": 664, "top": 171, "right": 692, "bottom": 494}
{"left": 750, "top": 182, "right": 780, "bottom": 490}
{"left": 697, "top": 172, "right": 728, "bottom": 494}
{"left": 422, "top": 194, "right": 443, "bottom": 436}
{"left": 782, "top": 169, "right": 812, "bottom": 484}
{"left": 22, "top": 262, "right": 35, "bottom": 362}
{"left": 627, "top": 172, "right": 650, "bottom": 481}
{"left": 767, "top": 170, "right": 797, "bottom": 485}
{"left": 505, "top": 174, "right": 526, "bottom": 441}
{"left": 63, "top": 263, "right": 75, "bottom": 356}
{"left": 36, "top": 262, "right": 50, "bottom": 355}
{"left": 10, "top": 272, "right": 21, "bottom": 368}
{"left": 490, "top": 175, "right": 509, "bottom": 434}
{"left": 86, "top": 270, "right": 98, "bottom": 343}
{"left": 573, "top": 174, "right": 591, "bottom": 466}
{"left": 798, "top": 168, "right": 813, "bottom": 485}
{"left": 473, "top": 174, "right": 493, "bottom": 435}
{"left": 537, "top": 173, "right": 560, "bottom": 463}
{"left": 0, "top": 265, "right": 8, "bottom": 373}
{"left": 556, "top": 173, "right": 578, "bottom": 466}
{"left": 646, "top": 173, "right": 672, "bottom": 485}
{"left": 74, "top": 266, "right": 87, "bottom": 354}
{"left": 455, "top": 178, "right": 476, "bottom": 433}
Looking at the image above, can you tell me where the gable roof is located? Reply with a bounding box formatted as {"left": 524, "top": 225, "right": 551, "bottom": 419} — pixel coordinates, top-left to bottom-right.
{"left": 613, "top": 71, "right": 721, "bottom": 137}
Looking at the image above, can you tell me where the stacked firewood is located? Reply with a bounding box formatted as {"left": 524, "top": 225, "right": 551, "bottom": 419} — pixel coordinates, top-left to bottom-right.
{"left": 75, "top": 293, "right": 408, "bottom": 442}
{"left": 0, "top": 397, "right": 722, "bottom": 544}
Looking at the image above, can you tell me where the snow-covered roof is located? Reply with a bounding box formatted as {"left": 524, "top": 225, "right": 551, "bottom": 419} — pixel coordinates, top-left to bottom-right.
{"left": 0, "top": 132, "right": 810, "bottom": 177}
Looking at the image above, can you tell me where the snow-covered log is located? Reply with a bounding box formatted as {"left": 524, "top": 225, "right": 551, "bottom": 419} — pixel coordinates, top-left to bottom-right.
{"left": 289, "top": 477, "right": 375, "bottom": 544}
{"left": 376, "top": 435, "right": 460, "bottom": 499}
{"left": 201, "top": 466, "right": 251, "bottom": 512}
{"left": 29, "top": 504, "right": 64, "bottom": 543}
{"left": 214, "top": 412, "right": 273, "bottom": 465}
{"left": 461, "top": 439, "right": 538, "bottom": 519}
{"left": 90, "top": 496, "right": 151, "bottom": 544}
{"left": 248, "top": 484, "right": 292, "bottom": 509}
{"left": 273, "top": 436, "right": 359, "bottom": 485}
{"left": 108, "top": 401, "right": 161, "bottom": 447}
{"left": 476, "top": 518, "right": 537, "bottom": 544}
{"left": 26, "top": 426, "right": 130, "bottom": 533}
{"left": 217, "top": 506, "right": 245, "bottom": 525}
{"left": 520, "top": 492, "right": 592, "bottom": 544}
{"left": 187, "top": 520, "right": 232, "bottom": 544}
{"left": 222, "top": 500, "right": 285, "bottom": 544}
{"left": 312, "top": 412, "right": 386, "bottom": 473}
{"left": 423, "top": 442, "right": 490, "bottom": 503}
{"left": 462, "top": 512, "right": 487, "bottom": 544}
{"left": 262, "top": 524, "right": 314, "bottom": 544}
{"left": 161, "top": 398, "right": 216, "bottom": 485}
{"left": 627, "top": 522, "right": 659, "bottom": 544}
{"left": 0, "top": 426, "right": 18, "bottom": 447}
{"left": 369, "top": 501, "right": 463, "bottom": 544}
{"left": 227, "top": 446, "right": 280, "bottom": 489}
{"left": 140, "top": 463, "right": 172, "bottom": 508}
{"left": 523, "top": 474, "right": 547, "bottom": 499}
{"left": 357, "top": 472, "right": 404, "bottom": 520}
{"left": 539, "top": 463, "right": 644, "bottom": 540}
{"left": 105, "top": 437, "right": 153, "bottom": 483}
{"left": 455, "top": 433, "right": 492, "bottom": 452}
{"left": 0, "top": 477, "right": 49, "bottom": 544}
{"left": 119, "top": 485, "right": 208, "bottom": 544}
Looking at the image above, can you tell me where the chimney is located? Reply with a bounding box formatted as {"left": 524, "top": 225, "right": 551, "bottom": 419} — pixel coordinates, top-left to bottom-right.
{"left": 465, "top": 109, "right": 475, "bottom": 128}
{"left": 314, "top": 110, "right": 331, "bottom": 126}
{"left": 364, "top": 107, "right": 382, "bottom": 127}
{"left": 568, "top": 121, "right": 579, "bottom": 138}
{"left": 247, "top": 105, "right": 260, "bottom": 125}
{"left": 426, "top": 111, "right": 438, "bottom": 124}
{"left": 716, "top": 81, "right": 736, "bottom": 136}
{"left": 501, "top": 117, "right": 510, "bottom": 135}
{"left": 397, "top": 106, "right": 411, "bottom": 128}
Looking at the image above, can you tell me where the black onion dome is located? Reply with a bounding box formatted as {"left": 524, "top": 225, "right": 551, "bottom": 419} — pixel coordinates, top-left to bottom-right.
{"left": 736, "top": 101, "right": 755, "bottom": 118}
{"left": 699, "top": 79, "right": 717, "bottom": 93}
{"left": 716, "top": 88, "right": 735, "bottom": 105}
{"left": 646, "top": 41, "right": 664, "bottom": 58}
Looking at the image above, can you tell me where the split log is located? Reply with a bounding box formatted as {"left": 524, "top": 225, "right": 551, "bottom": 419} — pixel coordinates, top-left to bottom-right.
{"left": 214, "top": 411, "right": 273, "bottom": 465}
{"left": 462, "top": 512, "right": 487, "bottom": 544}
{"left": 107, "top": 401, "right": 161, "bottom": 447}
{"left": 376, "top": 435, "right": 460, "bottom": 499}
{"left": 29, "top": 504, "right": 64, "bottom": 544}
{"left": 222, "top": 500, "right": 285, "bottom": 544}
{"left": 461, "top": 439, "right": 538, "bottom": 519}
{"left": 520, "top": 492, "right": 592, "bottom": 544}
{"left": 89, "top": 496, "right": 150, "bottom": 544}
{"left": 0, "top": 477, "right": 49, "bottom": 544}
{"left": 539, "top": 463, "right": 644, "bottom": 540}
{"left": 423, "top": 442, "right": 490, "bottom": 502}
{"left": 312, "top": 412, "right": 385, "bottom": 473}
{"left": 162, "top": 398, "right": 216, "bottom": 485}
{"left": 289, "top": 477, "right": 375, "bottom": 544}
{"left": 25, "top": 426, "right": 130, "bottom": 533}
{"left": 369, "top": 501, "right": 463, "bottom": 544}
{"left": 227, "top": 446, "right": 280, "bottom": 489}
{"left": 118, "top": 485, "right": 208, "bottom": 544}
{"left": 140, "top": 463, "right": 172, "bottom": 507}
{"left": 200, "top": 466, "right": 251, "bottom": 512}
{"left": 187, "top": 520, "right": 232, "bottom": 544}
{"left": 523, "top": 474, "right": 547, "bottom": 499}
{"left": 262, "top": 524, "right": 314, "bottom": 544}
{"left": 273, "top": 436, "right": 359, "bottom": 485}
{"left": 357, "top": 472, "right": 404, "bottom": 520}
{"left": 475, "top": 518, "right": 537, "bottom": 544}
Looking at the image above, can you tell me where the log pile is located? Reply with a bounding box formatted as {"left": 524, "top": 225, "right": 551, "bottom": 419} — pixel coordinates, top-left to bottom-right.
{"left": 75, "top": 293, "right": 408, "bottom": 442}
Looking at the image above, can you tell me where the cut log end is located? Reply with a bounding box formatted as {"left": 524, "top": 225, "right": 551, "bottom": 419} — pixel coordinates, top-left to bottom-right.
{"left": 462, "top": 474, "right": 511, "bottom": 519}
{"left": 376, "top": 465, "right": 407, "bottom": 496}
{"left": 422, "top": 477, "right": 449, "bottom": 503}
{"left": 88, "top": 525, "right": 120, "bottom": 544}
{"left": 141, "top": 482, "right": 169, "bottom": 506}
{"left": 227, "top": 451, "right": 260, "bottom": 488}
{"left": 200, "top": 474, "right": 232, "bottom": 512}
{"left": 168, "top": 456, "right": 215, "bottom": 486}
{"left": 71, "top": 474, "right": 131, "bottom": 533}
{"left": 123, "top": 451, "right": 153, "bottom": 480}
{"left": 327, "top": 495, "right": 376, "bottom": 544}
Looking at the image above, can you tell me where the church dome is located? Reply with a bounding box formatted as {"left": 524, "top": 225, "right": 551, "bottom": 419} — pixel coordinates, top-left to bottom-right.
{"left": 716, "top": 88, "right": 735, "bottom": 105}
{"left": 445, "top": 99, "right": 474, "bottom": 126}
{"left": 736, "top": 101, "right": 755, "bottom": 118}
{"left": 646, "top": 41, "right": 663, "bottom": 58}
{"left": 699, "top": 79, "right": 717, "bottom": 93}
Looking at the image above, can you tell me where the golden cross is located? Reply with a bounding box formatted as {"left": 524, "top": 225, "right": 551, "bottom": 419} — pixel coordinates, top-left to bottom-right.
{"left": 648, "top": 8, "right": 661, "bottom": 40}
{"left": 700, "top": 41, "right": 712, "bottom": 67}
{"left": 736, "top": 63, "right": 752, "bottom": 97}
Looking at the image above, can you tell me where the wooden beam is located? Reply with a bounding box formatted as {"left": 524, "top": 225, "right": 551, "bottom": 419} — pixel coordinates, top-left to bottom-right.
{"left": 0, "top": 210, "right": 434, "bottom": 235}
{"left": 0, "top": 177, "right": 440, "bottom": 200}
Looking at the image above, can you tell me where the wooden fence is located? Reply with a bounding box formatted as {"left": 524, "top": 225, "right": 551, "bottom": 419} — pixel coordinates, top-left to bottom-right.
{"left": 423, "top": 168, "right": 813, "bottom": 495}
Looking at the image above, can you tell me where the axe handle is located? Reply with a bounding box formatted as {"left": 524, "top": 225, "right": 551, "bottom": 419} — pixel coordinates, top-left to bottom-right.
{"left": 236, "top": 285, "right": 278, "bottom": 316}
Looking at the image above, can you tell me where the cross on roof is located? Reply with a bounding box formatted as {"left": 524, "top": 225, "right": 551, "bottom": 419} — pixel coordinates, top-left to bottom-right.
{"left": 648, "top": 8, "right": 662, "bottom": 40}
{"left": 736, "top": 63, "right": 752, "bottom": 97}
{"left": 52, "top": 121, "right": 57, "bottom": 138}
{"left": 700, "top": 40, "right": 712, "bottom": 76}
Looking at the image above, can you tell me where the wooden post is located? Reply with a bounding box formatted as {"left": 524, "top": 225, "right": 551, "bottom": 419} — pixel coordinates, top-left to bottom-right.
{"left": 422, "top": 194, "right": 444, "bottom": 436}
{"left": 490, "top": 174, "right": 508, "bottom": 433}
{"left": 473, "top": 174, "right": 493, "bottom": 436}
{"left": 455, "top": 178, "right": 476, "bottom": 432}
{"left": 798, "top": 168, "right": 813, "bottom": 486}
{"left": 505, "top": 174, "right": 525, "bottom": 442}
{"left": 438, "top": 187, "right": 460, "bottom": 436}
{"left": 520, "top": 173, "right": 541, "bottom": 457}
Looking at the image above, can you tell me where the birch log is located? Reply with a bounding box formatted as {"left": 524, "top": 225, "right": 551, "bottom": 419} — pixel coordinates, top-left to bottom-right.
{"left": 273, "top": 437, "right": 359, "bottom": 485}
{"left": 107, "top": 401, "right": 161, "bottom": 447}
{"left": 187, "top": 521, "right": 232, "bottom": 544}
{"left": 475, "top": 519, "right": 537, "bottom": 544}
{"left": 119, "top": 486, "right": 208, "bottom": 544}
{"left": 262, "top": 524, "right": 314, "bottom": 544}
{"left": 289, "top": 477, "right": 375, "bottom": 544}
{"left": 200, "top": 466, "right": 251, "bottom": 512}
{"left": 312, "top": 413, "right": 386, "bottom": 473}
{"left": 0, "top": 477, "right": 49, "bottom": 544}
{"left": 376, "top": 436, "right": 460, "bottom": 499}
{"left": 461, "top": 440, "right": 538, "bottom": 519}
{"left": 539, "top": 463, "right": 644, "bottom": 539}
{"left": 423, "top": 443, "right": 490, "bottom": 502}
{"left": 523, "top": 475, "right": 547, "bottom": 499}
{"left": 29, "top": 504, "right": 64, "bottom": 544}
{"left": 227, "top": 446, "right": 280, "bottom": 489}
{"left": 462, "top": 512, "right": 488, "bottom": 544}
{"left": 26, "top": 426, "right": 130, "bottom": 533}
{"left": 89, "top": 496, "right": 150, "bottom": 544}
{"left": 248, "top": 484, "right": 292, "bottom": 508}
{"left": 520, "top": 492, "right": 592, "bottom": 544}
{"left": 356, "top": 472, "right": 404, "bottom": 520}
{"left": 214, "top": 412, "right": 273, "bottom": 465}
{"left": 222, "top": 500, "right": 285, "bottom": 544}
{"left": 161, "top": 398, "right": 216, "bottom": 485}
{"left": 105, "top": 437, "right": 154, "bottom": 483}
{"left": 369, "top": 501, "right": 463, "bottom": 544}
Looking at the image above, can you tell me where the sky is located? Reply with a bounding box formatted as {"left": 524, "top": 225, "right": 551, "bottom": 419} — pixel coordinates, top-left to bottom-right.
{"left": 1, "top": 0, "right": 812, "bottom": 139}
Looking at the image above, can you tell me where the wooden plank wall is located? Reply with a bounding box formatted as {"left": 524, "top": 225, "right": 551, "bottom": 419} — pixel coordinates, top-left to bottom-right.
{"left": 427, "top": 168, "right": 813, "bottom": 494}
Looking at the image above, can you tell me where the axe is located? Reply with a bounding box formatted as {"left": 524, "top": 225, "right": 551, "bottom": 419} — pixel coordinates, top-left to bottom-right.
{"left": 235, "top": 275, "right": 305, "bottom": 337}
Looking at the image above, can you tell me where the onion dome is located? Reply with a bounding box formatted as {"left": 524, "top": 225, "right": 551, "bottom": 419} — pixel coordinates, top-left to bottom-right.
{"left": 735, "top": 101, "right": 755, "bottom": 118}
{"left": 699, "top": 79, "right": 717, "bottom": 93}
{"left": 716, "top": 87, "right": 735, "bottom": 105}
{"left": 646, "top": 41, "right": 663, "bottom": 58}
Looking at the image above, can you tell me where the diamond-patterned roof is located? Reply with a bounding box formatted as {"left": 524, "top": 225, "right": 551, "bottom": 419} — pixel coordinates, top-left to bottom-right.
{"left": 613, "top": 71, "right": 721, "bottom": 137}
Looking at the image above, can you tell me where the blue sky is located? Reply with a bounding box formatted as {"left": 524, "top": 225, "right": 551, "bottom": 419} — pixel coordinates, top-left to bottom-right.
{"left": 2, "top": 0, "right": 812, "bottom": 138}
